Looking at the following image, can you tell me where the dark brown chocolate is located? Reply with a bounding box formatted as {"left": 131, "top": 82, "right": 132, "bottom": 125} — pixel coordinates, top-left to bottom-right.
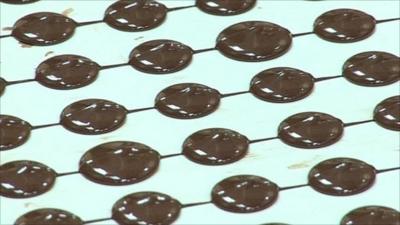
{"left": 341, "top": 206, "right": 400, "bottom": 225}
{"left": 314, "top": 9, "right": 376, "bottom": 43}
{"left": 374, "top": 96, "right": 400, "bottom": 131}
{"left": 60, "top": 99, "right": 127, "bottom": 135}
{"left": 308, "top": 158, "right": 376, "bottom": 196}
{"left": 1, "top": 0, "right": 39, "bottom": 3}
{"left": 0, "top": 160, "right": 56, "bottom": 198}
{"left": 36, "top": 55, "right": 100, "bottom": 90}
{"left": 196, "top": 0, "right": 256, "bottom": 16}
{"left": 155, "top": 83, "right": 221, "bottom": 119}
{"left": 112, "top": 192, "right": 181, "bottom": 225}
{"left": 0, "top": 115, "right": 31, "bottom": 151}
{"left": 0, "top": 77, "right": 6, "bottom": 95}
{"left": 216, "top": 21, "right": 292, "bottom": 62}
{"left": 129, "top": 39, "right": 193, "bottom": 74}
{"left": 343, "top": 51, "right": 400, "bottom": 86}
{"left": 79, "top": 141, "right": 160, "bottom": 185}
{"left": 182, "top": 128, "right": 249, "bottom": 165}
{"left": 278, "top": 112, "right": 344, "bottom": 149}
{"left": 104, "top": 0, "right": 167, "bottom": 32}
{"left": 12, "top": 12, "right": 76, "bottom": 46}
{"left": 250, "top": 67, "right": 315, "bottom": 103}
{"left": 14, "top": 208, "right": 83, "bottom": 225}
{"left": 212, "top": 175, "right": 279, "bottom": 213}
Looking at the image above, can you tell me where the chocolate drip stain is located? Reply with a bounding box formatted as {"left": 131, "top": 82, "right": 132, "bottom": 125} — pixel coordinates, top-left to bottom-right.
{"left": 216, "top": 21, "right": 292, "bottom": 61}
{"left": 14, "top": 208, "right": 83, "bottom": 225}
{"left": 314, "top": 9, "right": 376, "bottom": 43}
{"left": 0, "top": 115, "right": 31, "bottom": 151}
{"left": 12, "top": 12, "right": 76, "bottom": 46}
{"left": 0, "top": 160, "right": 56, "bottom": 198}
{"left": 308, "top": 158, "right": 376, "bottom": 196}
{"left": 374, "top": 96, "right": 400, "bottom": 131}
{"left": 212, "top": 175, "right": 279, "bottom": 213}
{"left": 79, "top": 141, "right": 160, "bottom": 185}
{"left": 341, "top": 206, "right": 400, "bottom": 225}
{"left": 196, "top": 0, "right": 256, "bottom": 16}
{"left": 278, "top": 112, "right": 344, "bottom": 149}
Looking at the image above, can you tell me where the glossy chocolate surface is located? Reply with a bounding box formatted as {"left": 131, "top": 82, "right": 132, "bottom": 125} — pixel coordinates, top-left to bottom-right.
{"left": 60, "top": 99, "right": 127, "bottom": 135}
{"left": 0, "top": 160, "right": 56, "bottom": 198}
{"left": 12, "top": 12, "right": 76, "bottom": 46}
{"left": 112, "top": 192, "right": 181, "bottom": 225}
{"left": 155, "top": 83, "right": 221, "bottom": 119}
{"left": 314, "top": 9, "right": 376, "bottom": 43}
{"left": 0, "top": 115, "right": 31, "bottom": 151}
{"left": 182, "top": 128, "right": 249, "bottom": 165}
{"left": 14, "top": 208, "right": 83, "bottom": 225}
{"left": 196, "top": 0, "right": 256, "bottom": 16}
{"left": 1, "top": 0, "right": 39, "bottom": 4}
{"left": 129, "top": 39, "right": 193, "bottom": 74}
{"left": 79, "top": 141, "right": 160, "bottom": 185}
{"left": 341, "top": 206, "right": 400, "bottom": 225}
{"left": 309, "top": 158, "right": 376, "bottom": 196}
{"left": 104, "top": 0, "right": 167, "bottom": 32}
{"left": 216, "top": 21, "right": 292, "bottom": 62}
{"left": 343, "top": 51, "right": 400, "bottom": 86}
{"left": 212, "top": 175, "right": 279, "bottom": 213}
{"left": 0, "top": 77, "right": 6, "bottom": 95}
{"left": 36, "top": 55, "right": 100, "bottom": 90}
{"left": 250, "top": 67, "right": 315, "bottom": 103}
{"left": 278, "top": 112, "right": 344, "bottom": 149}
{"left": 374, "top": 96, "right": 400, "bottom": 131}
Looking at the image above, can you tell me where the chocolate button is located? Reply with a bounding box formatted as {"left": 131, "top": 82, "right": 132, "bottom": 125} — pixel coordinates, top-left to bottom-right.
{"left": 155, "top": 83, "right": 221, "bottom": 119}
{"left": 250, "top": 67, "right": 315, "bottom": 103}
{"left": 112, "top": 192, "right": 181, "bottom": 225}
{"left": 1, "top": 0, "right": 39, "bottom": 3}
{"left": 343, "top": 51, "right": 400, "bottom": 86}
{"left": 216, "top": 21, "right": 292, "bottom": 62}
{"left": 15, "top": 208, "right": 83, "bottom": 225}
{"left": 129, "top": 40, "right": 193, "bottom": 74}
{"left": 182, "top": 128, "right": 249, "bottom": 165}
{"left": 0, "top": 115, "right": 31, "bottom": 151}
{"left": 0, "top": 77, "right": 7, "bottom": 95}
{"left": 196, "top": 0, "right": 256, "bottom": 16}
{"left": 60, "top": 99, "right": 127, "bottom": 135}
{"left": 79, "top": 141, "right": 160, "bottom": 185}
{"left": 308, "top": 158, "right": 376, "bottom": 196}
{"left": 36, "top": 55, "right": 100, "bottom": 90}
{"left": 212, "top": 175, "right": 279, "bottom": 213}
{"left": 104, "top": 0, "right": 167, "bottom": 32}
{"left": 341, "top": 206, "right": 400, "bottom": 225}
{"left": 314, "top": 9, "right": 376, "bottom": 43}
{"left": 374, "top": 96, "right": 400, "bottom": 131}
{"left": 0, "top": 160, "right": 56, "bottom": 198}
{"left": 278, "top": 112, "right": 344, "bottom": 149}
{"left": 12, "top": 12, "right": 76, "bottom": 46}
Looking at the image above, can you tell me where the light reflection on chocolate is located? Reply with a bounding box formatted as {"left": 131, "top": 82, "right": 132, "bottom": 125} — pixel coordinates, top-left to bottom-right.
{"left": 0, "top": 115, "right": 31, "bottom": 151}
{"left": 196, "top": 0, "right": 256, "bottom": 16}
{"left": 14, "top": 208, "right": 83, "bottom": 225}
{"left": 374, "top": 96, "right": 400, "bottom": 131}
{"left": 341, "top": 206, "right": 400, "bottom": 225}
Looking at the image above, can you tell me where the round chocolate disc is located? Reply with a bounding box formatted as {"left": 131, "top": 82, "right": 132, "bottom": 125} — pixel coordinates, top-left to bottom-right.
{"left": 14, "top": 208, "right": 83, "bottom": 225}
{"left": 36, "top": 55, "right": 100, "bottom": 90}
{"left": 129, "top": 39, "right": 193, "bottom": 74}
{"left": 12, "top": 12, "right": 76, "bottom": 46}
{"left": 1, "top": 0, "right": 39, "bottom": 3}
{"left": 313, "top": 9, "right": 376, "bottom": 43}
{"left": 216, "top": 21, "right": 292, "bottom": 61}
{"left": 343, "top": 51, "right": 400, "bottom": 86}
{"left": 308, "top": 158, "right": 376, "bottom": 196}
{"left": 79, "top": 141, "right": 160, "bottom": 185}
{"left": 0, "top": 115, "right": 31, "bottom": 151}
{"left": 278, "top": 112, "right": 344, "bottom": 149}
{"left": 104, "top": 0, "right": 167, "bottom": 32}
{"left": 212, "top": 175, "right": 279, "bottom": 213}
{"left": 341, "top": 206, "right": 400, "bottom": 225}
{"left": 112, "top": 192, "right": 181, "bottom": 225}
{"left": 374, "top": 96, "right": 400, "bottom": 131}
{"left": 0, "top": 77, "right": 6, "bottom": 95}
{"left": 155, "top": 83, "right": 221, "bottom": 119}
{"left": 182, "top": 128, "right": 249, "bottom": 165}
{"left": 196, "top": 0, "right": 256, "bottom": 16}
{"left": 0, "top": 160, "right": 56, "bottom": 198}
{"left": 250, "top": 67, "right": 315, "bottom": 102}
{"left": 60, "top": 99, "right": 127, "bottom": 135}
